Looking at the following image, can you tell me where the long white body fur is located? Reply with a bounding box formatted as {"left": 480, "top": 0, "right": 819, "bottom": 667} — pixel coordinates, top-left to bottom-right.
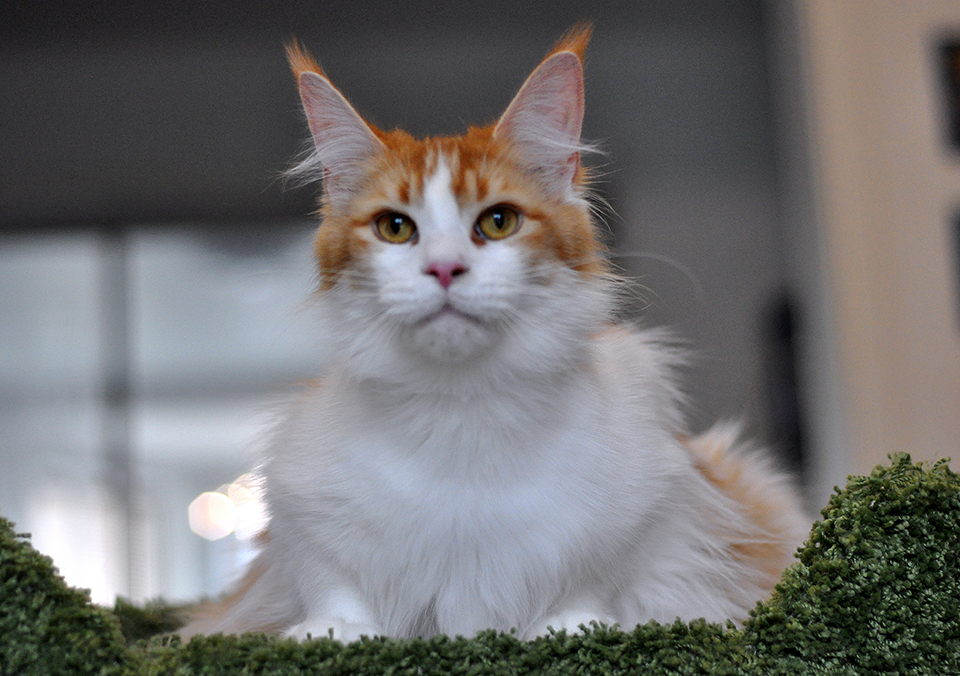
{"left": 276, "top": 343, "right": 779, "bottom": 640}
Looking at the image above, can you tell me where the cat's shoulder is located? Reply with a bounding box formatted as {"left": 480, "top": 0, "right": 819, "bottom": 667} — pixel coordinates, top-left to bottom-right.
{"left": 271, "top": 375, "right": 342, "bottom": 425}
{"left": 587, "top": 323, "right": 686, "bottom": 422}
{"left": 589, "top": 323, "right": 686, "bottom": 377}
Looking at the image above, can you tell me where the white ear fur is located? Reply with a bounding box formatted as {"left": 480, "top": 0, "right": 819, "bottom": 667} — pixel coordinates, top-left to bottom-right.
{"left": 493, "top": 51, "right": 585, "bottom": 192}
{"left": 296, "top": 72, "right": 385, "bottom": 206}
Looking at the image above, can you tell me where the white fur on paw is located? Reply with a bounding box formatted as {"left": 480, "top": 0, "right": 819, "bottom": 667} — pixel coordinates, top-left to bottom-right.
{"left": 531, "top": 608, "right": 615, "bottom": 636}
{"left": 285, "top": 586, "right": 379, "bottom": 643}
{"left": 284, "top": 616, "right": 378, "bottom": 643}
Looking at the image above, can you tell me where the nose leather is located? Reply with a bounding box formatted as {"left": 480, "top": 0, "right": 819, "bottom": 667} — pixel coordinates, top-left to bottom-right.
{"left": 426, "top": 261, "right": 468, "bottom": 288}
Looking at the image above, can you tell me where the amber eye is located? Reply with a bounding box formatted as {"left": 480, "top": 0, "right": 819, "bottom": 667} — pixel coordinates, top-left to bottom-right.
{"left": 374, "top": 212, "right": 417, "bottom": 244}
{"left": 475, "top": 205, "right": 520, "bottom": 241}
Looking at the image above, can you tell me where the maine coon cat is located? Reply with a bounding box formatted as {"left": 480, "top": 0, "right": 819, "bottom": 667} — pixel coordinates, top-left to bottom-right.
{"left": 182, "top": 25, "right": 808, "bottom": 642}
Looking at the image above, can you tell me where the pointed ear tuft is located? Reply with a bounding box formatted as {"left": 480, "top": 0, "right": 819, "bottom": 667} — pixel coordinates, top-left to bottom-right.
{"left": 286, "top": 40, "right": 325, "bottom": 80}
{"left": 493, "top": 31, "right": 589, "bottom": 194}
{"left": 547, "top": 22, "right": 592, "bottom": 61}
{"left": 285, "top": 42, "right": 384, "bottom": 207}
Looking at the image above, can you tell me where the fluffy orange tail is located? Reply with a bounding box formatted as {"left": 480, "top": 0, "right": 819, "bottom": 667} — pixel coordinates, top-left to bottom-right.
{"left": 682, "top": 424, "right": 809, "bottom": 590}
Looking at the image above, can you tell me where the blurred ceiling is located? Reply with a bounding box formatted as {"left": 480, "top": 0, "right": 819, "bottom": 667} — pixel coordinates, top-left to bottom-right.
{"left": 1, "top": 0, "right": 763, "bottom": 45}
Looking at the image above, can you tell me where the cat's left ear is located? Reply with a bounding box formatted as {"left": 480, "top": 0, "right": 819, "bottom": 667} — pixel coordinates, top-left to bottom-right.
{"left": 493, "top": 43, "right": 586, "bottom": 193}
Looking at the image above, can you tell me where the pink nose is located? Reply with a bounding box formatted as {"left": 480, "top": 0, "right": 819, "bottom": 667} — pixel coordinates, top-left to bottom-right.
{"left": 426, "top": 261, "right": 468, "bottom": 288}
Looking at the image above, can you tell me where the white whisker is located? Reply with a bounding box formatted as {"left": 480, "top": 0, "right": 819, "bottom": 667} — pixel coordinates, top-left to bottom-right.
{"left": 612, "top": 250, "right": 705, "bottom": 304}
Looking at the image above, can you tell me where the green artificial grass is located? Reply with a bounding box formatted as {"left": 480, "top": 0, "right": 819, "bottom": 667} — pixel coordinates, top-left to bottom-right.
{"left": 0, "top": 518, "right": 129, "bottom": 675}
{"left": 2, "top": 454, "right": 958, "bottom": 675}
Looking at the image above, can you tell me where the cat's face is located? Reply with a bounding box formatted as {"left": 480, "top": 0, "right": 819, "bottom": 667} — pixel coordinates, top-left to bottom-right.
{"left": 320, "top": 131, "right": 602, "bottom": 364}
{"left": 289, "top": 26, "right": 609, "bottom": 367}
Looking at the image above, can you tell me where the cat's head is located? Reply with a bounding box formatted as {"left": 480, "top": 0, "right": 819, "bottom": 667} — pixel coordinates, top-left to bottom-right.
{"left": 288, "top": 25, "right": 612, "bottom": 371}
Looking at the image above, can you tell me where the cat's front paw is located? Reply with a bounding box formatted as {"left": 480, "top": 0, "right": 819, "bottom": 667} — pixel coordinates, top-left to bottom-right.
{"left": 284, "top": 616, "right": 379, "bottom": 643}
{"left": 530, "top": 607, "right": 616, "bottom": 637}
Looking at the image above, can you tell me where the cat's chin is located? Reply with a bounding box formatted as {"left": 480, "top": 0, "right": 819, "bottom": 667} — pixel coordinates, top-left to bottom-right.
{"left": 405, "top": 306, "right": 500, "bottom": 364}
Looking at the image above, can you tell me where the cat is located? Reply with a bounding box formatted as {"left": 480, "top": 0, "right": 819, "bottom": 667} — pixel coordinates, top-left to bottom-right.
{"left": 181, "top": 24, "right": 808, "bottom": 642}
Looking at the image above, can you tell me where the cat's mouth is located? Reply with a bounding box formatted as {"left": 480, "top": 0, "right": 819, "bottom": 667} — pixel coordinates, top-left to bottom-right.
{"left": 421, "top": 303, "right": 481, "bottom": 325}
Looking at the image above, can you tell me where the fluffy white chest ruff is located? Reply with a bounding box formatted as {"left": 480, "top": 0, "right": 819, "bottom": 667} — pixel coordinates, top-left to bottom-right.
{"left": 265, "top": 337, "right": 683, "bottom": 640}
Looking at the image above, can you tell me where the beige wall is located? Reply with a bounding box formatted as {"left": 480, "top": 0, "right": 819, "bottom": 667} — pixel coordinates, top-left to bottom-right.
{"left": 790, "top": 0, "right": 960, "bottom": 488}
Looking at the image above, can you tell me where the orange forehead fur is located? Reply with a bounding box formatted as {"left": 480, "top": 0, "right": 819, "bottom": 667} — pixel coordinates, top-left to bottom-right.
{"left": 290, "top": 27, "right": 607, "bottom": 290}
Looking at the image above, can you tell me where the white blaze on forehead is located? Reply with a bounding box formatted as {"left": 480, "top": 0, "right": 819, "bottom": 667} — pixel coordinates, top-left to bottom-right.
{"left": 419, "top": 160, "right": 470, "bottom": 262}
{"left": 421, "top": 160, "right": 462, "bottom": 236}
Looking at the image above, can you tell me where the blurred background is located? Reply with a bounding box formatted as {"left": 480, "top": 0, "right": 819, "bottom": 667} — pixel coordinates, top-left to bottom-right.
{"left": 1, "top": 0, "right": 958, "bottom": 606}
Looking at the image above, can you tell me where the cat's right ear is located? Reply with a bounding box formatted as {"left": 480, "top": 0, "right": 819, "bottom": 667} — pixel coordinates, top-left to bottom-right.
{"left": 287, "top": 43, "right": 384, "bottom": 207}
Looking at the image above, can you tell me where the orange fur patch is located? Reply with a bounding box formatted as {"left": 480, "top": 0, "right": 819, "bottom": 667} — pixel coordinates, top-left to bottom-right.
{"left": 681, "top": 428, "right": 803, "bottom": 590}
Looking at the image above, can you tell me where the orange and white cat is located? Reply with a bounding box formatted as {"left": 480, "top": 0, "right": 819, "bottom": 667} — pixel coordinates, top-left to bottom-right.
{"left": 182, "top": 25, "right": 807, "bottom": 642}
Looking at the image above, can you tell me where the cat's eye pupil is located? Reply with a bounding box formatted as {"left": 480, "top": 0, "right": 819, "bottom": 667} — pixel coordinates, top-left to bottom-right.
{"left": 375, "top": 212, "right": 416, "bottom": 244}
{"left": 476, "top": 205, "right": 519, "bottom": 241}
